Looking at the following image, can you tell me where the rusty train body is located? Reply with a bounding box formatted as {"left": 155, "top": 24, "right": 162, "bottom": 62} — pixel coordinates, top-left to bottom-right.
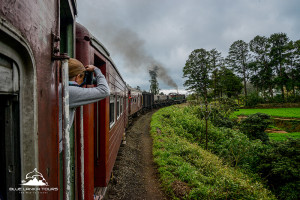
{"left": 0, "top": 1, "right": 184, "bottom": 200}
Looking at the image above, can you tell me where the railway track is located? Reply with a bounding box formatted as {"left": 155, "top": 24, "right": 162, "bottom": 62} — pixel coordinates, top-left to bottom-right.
{"left": 105, "top": 110, "right": 168, "bottom": 200}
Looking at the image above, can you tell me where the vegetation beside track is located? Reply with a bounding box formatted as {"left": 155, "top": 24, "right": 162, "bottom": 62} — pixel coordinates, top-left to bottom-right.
{"left": 150, "top": 105, "right": 276, "bottom": 200}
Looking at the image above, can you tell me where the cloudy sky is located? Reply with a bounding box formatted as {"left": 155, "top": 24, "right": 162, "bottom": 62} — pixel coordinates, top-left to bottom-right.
{"left": 77, "top": 0, "right": 300, "bottom": 94}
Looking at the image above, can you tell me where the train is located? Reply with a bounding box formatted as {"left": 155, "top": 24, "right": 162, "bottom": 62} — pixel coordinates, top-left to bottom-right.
{"left": 0, "top": 1, "right": 185, "bottom": 200}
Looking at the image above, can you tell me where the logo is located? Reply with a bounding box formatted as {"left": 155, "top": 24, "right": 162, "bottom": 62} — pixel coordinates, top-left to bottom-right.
{"left": 9, "top": 168, "right": 58, "bottom": 194}
{"left": 21, "top": 168, "right": 48, "bottom": 186}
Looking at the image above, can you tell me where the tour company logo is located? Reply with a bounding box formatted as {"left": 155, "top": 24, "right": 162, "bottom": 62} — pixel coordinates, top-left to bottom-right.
{"left": 9, "top": 168, "right": 58, "bottom": 194}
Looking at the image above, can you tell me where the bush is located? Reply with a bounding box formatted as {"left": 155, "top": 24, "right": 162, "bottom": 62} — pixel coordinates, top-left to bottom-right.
{"left": 239, "top": 113, "right": 271, "bottom": 142}
{"left": 256, "top": 139, "right": 300, "bottom": 200}
{"left": 210, "top": 98, "right": 238, "bottom": 128}
{"left": 286, "top": 95, "right": 300, "bottom": 103}
{"left": 212, "top": 115, "right": 234, "bottom": 128}
{"left": 193, "top": 98, "right": 238, "bottom": 128}
{"left": 245, "top": 93, "right": 264, "bottom": 107}
{"left": 270, "top": 94, "right": 285, "bottom": 103}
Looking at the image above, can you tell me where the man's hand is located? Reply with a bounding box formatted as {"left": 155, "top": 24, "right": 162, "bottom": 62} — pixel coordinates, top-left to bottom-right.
{"left": 85, "top": 65, "right": 96, "bottom": 72}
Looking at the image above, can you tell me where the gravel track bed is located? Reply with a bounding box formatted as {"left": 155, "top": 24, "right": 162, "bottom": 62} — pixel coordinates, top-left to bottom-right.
{"left": 105, "top": 110, "right": 168, "bottom": 200}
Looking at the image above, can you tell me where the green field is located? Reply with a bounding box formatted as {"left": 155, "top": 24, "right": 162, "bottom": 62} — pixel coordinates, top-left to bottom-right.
{"left": 233, "top": 107, "right": 300, "bottom": 118}
{"left": 268, "top": 132, "right": 300, "bottom": 141}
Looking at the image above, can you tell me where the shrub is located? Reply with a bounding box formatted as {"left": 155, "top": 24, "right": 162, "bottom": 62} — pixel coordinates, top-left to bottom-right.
{"left": 245, "top": 93, "right": 264, "bottom": 107}
{"left": 193, "top": 98, "right": 238, "bottom": 128}
{"left": 257, "top": 139, "right": 300, "bottom": 200}
{"left": 239, "top": 113, "right": 271, "bottom": 142}
{"left": 271, "top": 94, "right": 285, "bottom": 103}
{"left": 212, "top": 115, "right": 234, "bottom": 128}
{"left": 286, "top": 95, "right": 300, "bottom": 103}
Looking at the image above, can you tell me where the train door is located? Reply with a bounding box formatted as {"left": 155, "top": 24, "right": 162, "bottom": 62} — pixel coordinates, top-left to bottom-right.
{"left": 94, "top": 55, "right": 109, "bottom": 187}
{"left": 0, "top": 55, "right": 21, "bottom": 200}
{"left": 0, "top": 18, "right": 37, "bottom": 200}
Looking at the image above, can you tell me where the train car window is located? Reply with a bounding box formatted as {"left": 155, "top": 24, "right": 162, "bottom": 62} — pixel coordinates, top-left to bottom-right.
{"left": 120, "top": 97, "right": 123, "bottom": 114}
{"left": 109, "top": 95, "right": 115, "bottom": 128}
{"left": 140, "top": 96, "right": 142, "bottom": 106}
{"left": 117, "top": 96, "right": 120, "bottom": 119}
{"left": 60, "top": 0, "right": 74, "bottom": 57}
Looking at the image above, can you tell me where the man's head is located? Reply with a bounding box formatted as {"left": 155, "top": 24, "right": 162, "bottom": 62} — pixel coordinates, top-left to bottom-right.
{"left": 68, "top": 58, "right": 86, "bottom": 85}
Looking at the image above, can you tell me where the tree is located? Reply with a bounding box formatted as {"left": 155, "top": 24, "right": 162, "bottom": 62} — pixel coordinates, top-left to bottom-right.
{"left": 183, "top": 48, "right": 212, "bottom": 98}
{"left": 149, "top": 66, "right": 160, "bottom": 95}
{"left": 284, "top": 40, "right": 300, "bottom": 98}
{"left": 209, "top": 49, "right": 223, "bottom": 100}
{"left": 183, "top": 48, "right": 212, "bottom": 150}
{"left": 291, "top": 40, "right": 300, "bottom": 95}
{"left": 220, "top": 67, "right": 243, "bottom": 98}
{"left": 211, "top": 68, "right": 222, "bottom": 98}
{"left": 249, "top": 35, "right": 274, "bottom": 98}
{"left": 269, "top": 33, "right": 290, "bottom": 99}
{"left": 226, "top": 40, "right": 251, "bottom": 97}
{"left": 136, "top": 86, "right": 141, "bottom": 91}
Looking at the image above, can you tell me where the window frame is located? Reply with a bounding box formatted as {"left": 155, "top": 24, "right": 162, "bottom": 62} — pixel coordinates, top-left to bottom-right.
{"left": 109, "top": 95, "right": 115, "bottom": 128}
{"left": 120, "top": 97, "right": 123, "bottom": 115}
{"left": 116, "top": 95, "right": 120, "bottom": 120}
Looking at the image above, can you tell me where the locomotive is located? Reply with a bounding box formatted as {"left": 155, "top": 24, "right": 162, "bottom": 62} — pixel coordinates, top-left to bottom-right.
{"left": 0, "top": 1, "right": 185, "bottom": 200}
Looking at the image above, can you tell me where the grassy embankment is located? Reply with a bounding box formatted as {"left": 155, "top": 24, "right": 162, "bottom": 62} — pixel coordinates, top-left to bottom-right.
{"left": 150, "top": 105, "right": 275, "bottom": 200}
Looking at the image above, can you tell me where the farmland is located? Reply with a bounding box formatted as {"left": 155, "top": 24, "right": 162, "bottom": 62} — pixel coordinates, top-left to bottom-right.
{"left": 268, "top": 132, "right": 300, "bottom": 141}
{"left": 233, "top": 107, "right": 300, "bottom": 141}
{"left": 233, "top": 107, "right": 300, "bottom": 118}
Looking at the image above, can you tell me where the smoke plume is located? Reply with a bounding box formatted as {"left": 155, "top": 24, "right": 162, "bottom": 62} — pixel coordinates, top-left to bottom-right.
{"left": 89, "top": 20, "right": 177, "bottom": 89}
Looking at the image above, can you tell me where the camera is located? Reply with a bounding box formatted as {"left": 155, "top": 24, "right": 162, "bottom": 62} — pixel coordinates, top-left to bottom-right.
{"left": 84, "top": 71, "right": 97, "bottom": 85}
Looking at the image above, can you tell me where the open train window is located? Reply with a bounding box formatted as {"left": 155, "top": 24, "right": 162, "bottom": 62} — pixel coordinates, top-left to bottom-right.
{"left": 109, "top": 95, "right": 115, "bottom": 128}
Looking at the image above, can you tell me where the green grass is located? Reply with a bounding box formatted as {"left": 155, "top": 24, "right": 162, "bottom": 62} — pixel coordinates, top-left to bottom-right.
{"left": 268, "top": 132, "right": 300, "bottom": 141}
{"left": 233, "top": 107, "right": 300, "bottom": 118}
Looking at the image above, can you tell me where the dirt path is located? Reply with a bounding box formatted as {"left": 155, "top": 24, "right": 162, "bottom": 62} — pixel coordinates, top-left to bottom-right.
{"left": 105, "top": 110, "right": 168, "bottom": 200}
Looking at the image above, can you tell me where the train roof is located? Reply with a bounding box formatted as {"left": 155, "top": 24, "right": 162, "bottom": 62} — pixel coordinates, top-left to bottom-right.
{"left": 169, "top": 93, "right": 185, "bottom": 95}
{"left": 128, "top": 87, "right": 142, "bottom": 93}
{"left": 76, "top": 23, "right": 126, "bottom": 84}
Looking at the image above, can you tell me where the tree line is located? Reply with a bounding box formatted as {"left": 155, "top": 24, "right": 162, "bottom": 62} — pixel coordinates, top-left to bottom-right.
{"left": 183, "top": 32, "right": 300, "bottom": 104}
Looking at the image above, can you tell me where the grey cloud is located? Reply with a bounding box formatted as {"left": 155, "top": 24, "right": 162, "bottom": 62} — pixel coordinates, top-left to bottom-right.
{"left": 77, "top": 0, "right": 300, "bottom": 92}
